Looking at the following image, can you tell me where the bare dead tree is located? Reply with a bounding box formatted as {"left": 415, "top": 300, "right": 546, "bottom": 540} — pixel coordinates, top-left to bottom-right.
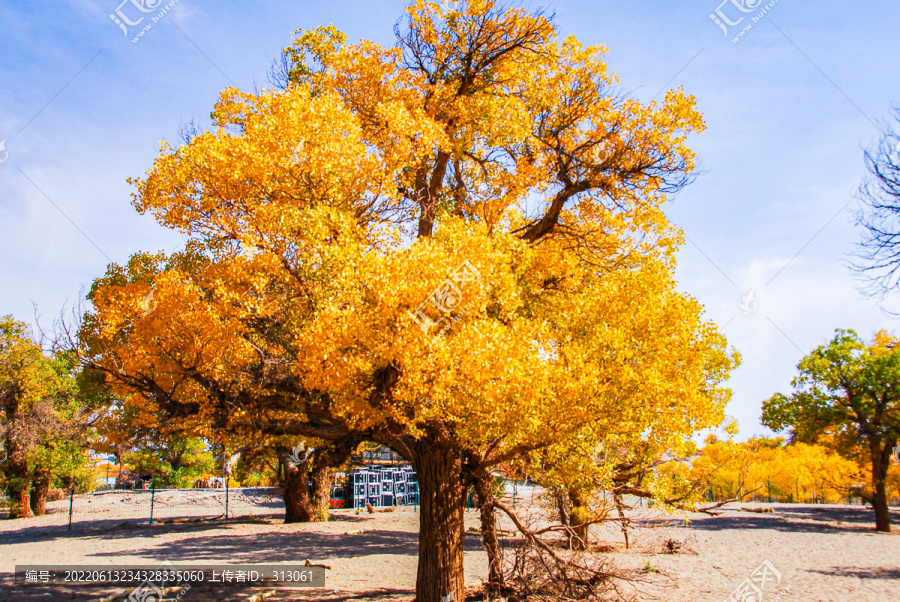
{"left": 853, "top": 108, "right": 900, "bottom": 304}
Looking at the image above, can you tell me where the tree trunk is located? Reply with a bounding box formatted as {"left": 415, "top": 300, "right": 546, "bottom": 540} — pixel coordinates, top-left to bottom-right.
{"left": 871, "top": 441, "right": 892, "bottom": 533}
{"left": 30, "top": 470, "right": 51, "bottom": 516}
{"left": 309, "top": 440, "right": 357, "bottom": 522}
{"left": 311, "top": 464, "right": 335, "bottom": 522}
{"left": 278, "top": 452, "right": 314, "bottom": 524}
{"left": 569, "top": 488, "right": 590, "bottom": 551}
{"left": 474, "top": 473, "right": 503, "bottom": 595}
{"left": 5, "top": 440, "right": 33, "bottom": 519}
{"left": 555, "top": 488, "right": 570, "bottom": 527}
{"left": 553, "top": 488, "right": 574, "bottom": 548}
{"left": 412, "top": 437, "right": 466, "bottom": 602}
{"left": 613, "top": 492, "right": 630, "bottom": 549}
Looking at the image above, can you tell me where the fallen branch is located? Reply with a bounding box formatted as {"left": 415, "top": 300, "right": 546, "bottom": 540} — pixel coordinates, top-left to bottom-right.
{"left": 491, "top": 500, "right": 632, "bottom": 599}
{"left": 693, "top": 497, "right": 741, "bottom": 516}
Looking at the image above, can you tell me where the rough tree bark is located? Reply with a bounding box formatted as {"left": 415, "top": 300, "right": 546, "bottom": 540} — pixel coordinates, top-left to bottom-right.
{"left": 555, "top": 488, "right": 570, "bottom": 528}
{"left": 474, "top": 472, "right": 504, "bottom": 595}
{"left": 277, "top": 449, "right": 314, "bottom": 524}
{"left": 310, "top": 463, "right": 336, "bottom": 522}
{"left": 412, "top": 433, "right": 466, "bottom": 602}
{"left": 613, "top": 492, "right": 630, "bottom": 549}
{"left": 5, "top": 440, "right": 33, "bottom": 519}
{"left": 568, "top": 488, "right": 591, "bottom": 551}
{"left": 30, "top": 469, "right": 51, "bottom": 516}
{"left": 310, "top": 439, "right": 358, "bottom": 522}
{"left": 871, "top": 439, "right": 892, "bottom": 533}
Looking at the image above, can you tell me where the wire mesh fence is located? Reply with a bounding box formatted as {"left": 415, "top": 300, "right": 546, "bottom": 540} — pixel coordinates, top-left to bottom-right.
{"left": 0, "top": 487, "right": 284, "bottom": 537}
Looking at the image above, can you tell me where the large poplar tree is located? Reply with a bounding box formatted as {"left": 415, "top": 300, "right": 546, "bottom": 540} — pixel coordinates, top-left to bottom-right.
{"left": 81, "top": 2, "right": 735, "bottom": 599}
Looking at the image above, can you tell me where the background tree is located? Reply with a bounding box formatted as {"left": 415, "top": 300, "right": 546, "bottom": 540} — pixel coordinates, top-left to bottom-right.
{"left": 80, "top": 2, "right": 727, "bottom": 599}
{"left": 27, "top": 438, "right": 96, "bottom": 514}
{"left": 1, "top": 317, "right": 98, "bottom": 517}
{"left": 693, "top": 436, "right": 860, "bottom": 504}
{"left": 762, "top": 329, "right": 900, "bottom": 532}
{"left": 1, "top": 317, "right": 54, "bottom": 517}
{"left": 123, "top": 435, "right": 216, "bottom": 489}
{"left": 853, "top": 108, "right": 900, "bottom": 300}
{"left": 2, "top": 319, "right": 66, "bottom": 516}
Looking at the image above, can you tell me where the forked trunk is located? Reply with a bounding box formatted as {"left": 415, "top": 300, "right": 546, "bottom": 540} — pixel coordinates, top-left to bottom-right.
{"left": 474, "top": 474, "right": 503, "bottom": 594}
{"left": 871, "top": 441, "right": 892, "bottom": 533}
{"left": 413, "top": 438, "right": 466, "bottom": 602}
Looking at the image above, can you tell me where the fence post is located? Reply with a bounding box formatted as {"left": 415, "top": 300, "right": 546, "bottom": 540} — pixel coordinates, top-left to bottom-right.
{"left": 67, "top": 487, "right": 74, "bottom": 531}
{"left": 149, "top": 484, "right": 156, "bottom": 525}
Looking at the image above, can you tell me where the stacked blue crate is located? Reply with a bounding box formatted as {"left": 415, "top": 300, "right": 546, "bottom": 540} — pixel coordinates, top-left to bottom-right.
{"left": 345, "top": 465, "right": 419, "bottom": 507}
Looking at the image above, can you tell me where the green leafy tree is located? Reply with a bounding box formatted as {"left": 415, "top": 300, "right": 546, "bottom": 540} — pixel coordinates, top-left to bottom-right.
{"left": 121, "top": 434, "right": 216, "bottom": 488}
{"left": 0, "top": 317, "right": 100, "bottom": 517}
{"left": 762, "top": 329, "right": 900, "bottom": 532}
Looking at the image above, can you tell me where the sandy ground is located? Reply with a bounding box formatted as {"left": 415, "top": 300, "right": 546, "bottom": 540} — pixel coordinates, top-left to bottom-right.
{"left": 1, "top": 500, "right": 899, "bottom": 601}
{"left": 599, "top": 502, "right": 900, "bottom": 602}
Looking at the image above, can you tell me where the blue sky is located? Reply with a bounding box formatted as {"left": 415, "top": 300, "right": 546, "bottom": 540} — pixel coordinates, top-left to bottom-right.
{"left": 1, "top": 0, "right": 898, "bottom": 438}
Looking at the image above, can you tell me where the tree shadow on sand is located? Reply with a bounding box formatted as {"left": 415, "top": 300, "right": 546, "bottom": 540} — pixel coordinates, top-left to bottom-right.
{"left": 806, "top": 566, "right": 900, "bottom": 580}
{"left": 87, "top": 525, "right": 420, "bottom": 564}
{"left": 0, "top": 573, "right": 415, "bottom": 602}
{"left": 641, "top": 505, "right": 900, "bottom": 536}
